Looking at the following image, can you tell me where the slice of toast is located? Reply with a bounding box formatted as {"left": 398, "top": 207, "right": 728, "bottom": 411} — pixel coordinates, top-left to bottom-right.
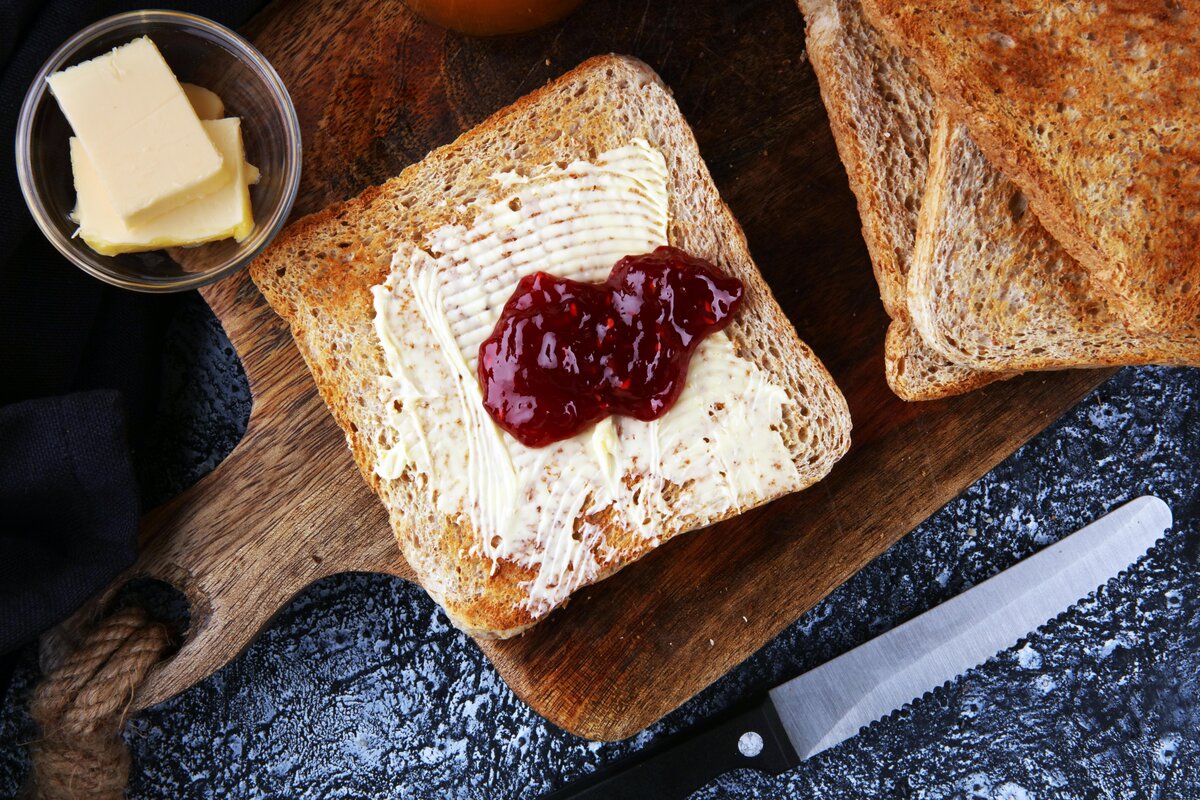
{"left": 250, "top": 55, "right": 851, "bottom": 638}
{"left": 909, "top": 111, "right": 1200, "bottom": 372}
{"left": 883, "top": 318, "right": 999, "bottom": 400}
{"left": 796, "top": 0, "right": 1007, "bottom": 400}
{"left": 860, "top": 0, "right": 1200, "bottom": 332}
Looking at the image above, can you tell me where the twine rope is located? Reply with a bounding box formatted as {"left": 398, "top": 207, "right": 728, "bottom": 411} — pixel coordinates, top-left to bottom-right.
{"left": 27, "top": 606, "right": 172, "bottom": 800}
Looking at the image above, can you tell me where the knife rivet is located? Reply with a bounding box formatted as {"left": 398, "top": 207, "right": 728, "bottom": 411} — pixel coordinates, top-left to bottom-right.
{"left": 738, "top": 731, "right": 764, "bottom": 757}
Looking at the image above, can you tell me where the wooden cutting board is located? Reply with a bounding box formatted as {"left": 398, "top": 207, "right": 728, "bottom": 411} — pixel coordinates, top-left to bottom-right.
{"left": 49, "top": 0, "right": 1113, "bottom": 741}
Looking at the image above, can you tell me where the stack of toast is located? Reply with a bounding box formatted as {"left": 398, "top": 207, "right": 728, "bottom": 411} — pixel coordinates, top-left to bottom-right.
{"left": 798, "top": 0, "right": 1200, "bottom": 400}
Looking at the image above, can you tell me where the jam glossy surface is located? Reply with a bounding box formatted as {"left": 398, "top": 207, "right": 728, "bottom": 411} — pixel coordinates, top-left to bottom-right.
{"left": 478, "top": 246, "right": 744, "bottom": 447}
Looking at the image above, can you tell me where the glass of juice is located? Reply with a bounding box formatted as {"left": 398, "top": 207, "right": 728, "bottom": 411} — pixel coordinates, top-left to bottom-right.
{"left": 405, "top": 0, "right": 585, "bottom": 35}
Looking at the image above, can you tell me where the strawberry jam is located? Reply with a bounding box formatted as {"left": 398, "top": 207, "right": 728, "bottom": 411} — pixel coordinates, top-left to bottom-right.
{"left": 478, "top": 245, "right": 744, "bottom": 448}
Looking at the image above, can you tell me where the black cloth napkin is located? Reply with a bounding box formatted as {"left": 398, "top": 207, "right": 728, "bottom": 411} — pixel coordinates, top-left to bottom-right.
{"left": 0, "top": 392, "right": 139, "bottom": 652}
{"left": 1, "top": 0, "right": 267, "bottom": 692}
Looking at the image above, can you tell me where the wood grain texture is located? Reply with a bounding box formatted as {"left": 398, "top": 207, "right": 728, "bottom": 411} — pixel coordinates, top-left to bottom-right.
{"left": 44, "top": 0, "right": 1112, "bottom": 739}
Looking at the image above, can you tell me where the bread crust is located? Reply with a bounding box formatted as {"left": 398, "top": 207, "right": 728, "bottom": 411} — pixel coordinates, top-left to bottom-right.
{"left": 860, "top": 0, "right": 1200, "bottom": 333}
{"left": 797, "top": 0, "right": 1008, "bottom": 400}
{"left": 250, "top": 55, "right": 851, "bottom": 638}
{"left": 909, "top": 110, "right": 1200, "bottom": 372}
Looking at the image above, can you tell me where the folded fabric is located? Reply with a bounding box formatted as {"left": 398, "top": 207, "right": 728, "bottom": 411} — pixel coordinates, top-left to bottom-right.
{"left": 0, "top": 391, "right": 139, "bottom": 654}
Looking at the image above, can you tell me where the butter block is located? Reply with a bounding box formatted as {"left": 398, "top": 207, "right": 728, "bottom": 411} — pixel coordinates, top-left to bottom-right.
{"left": 72, "top": 118, "right": 255, "bottom": 256}
{"left": 180, "top": 84, "right": 259, "bottom": 182}
{"left": 182, "top": 83, "right": 225, "bottom": 120}
{"left": 47, "top": 36, "right": 227, "bottom": 226}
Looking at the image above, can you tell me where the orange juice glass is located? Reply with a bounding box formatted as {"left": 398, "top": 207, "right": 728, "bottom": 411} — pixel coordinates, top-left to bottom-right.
{"left": 405, "top": 0, "right": 585, "bottom": 35}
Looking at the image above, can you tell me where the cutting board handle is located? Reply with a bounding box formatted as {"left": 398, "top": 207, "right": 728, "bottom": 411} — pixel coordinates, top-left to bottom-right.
{"left": 42, "top": 270, "right": 413, "bottom": 710}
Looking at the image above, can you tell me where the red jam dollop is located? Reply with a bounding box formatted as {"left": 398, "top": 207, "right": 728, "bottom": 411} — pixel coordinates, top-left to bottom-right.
{"left": 478, "top": 245, "right": 744, "bottom": 448}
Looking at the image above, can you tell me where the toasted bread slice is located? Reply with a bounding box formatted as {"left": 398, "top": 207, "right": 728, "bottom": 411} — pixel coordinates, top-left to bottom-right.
{"left": 250, "top": 55, "right": 851, "bottom": 638}
{"left": 883, "top": 318, "right": 1000, "bottom": 400}
{"left": 909, "top": 111, "right": 1200, "bottom": 371}
{"left": 860, "top": 0, "right": 1200, "bottom": 332}
{"left": 796, "top": 0, "right": 1007, "bottom": 400}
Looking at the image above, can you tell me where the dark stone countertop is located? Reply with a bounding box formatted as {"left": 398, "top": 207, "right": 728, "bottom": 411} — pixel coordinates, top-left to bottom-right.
{"left": 2, "top": 292, "right": 1198, "bottom": 799}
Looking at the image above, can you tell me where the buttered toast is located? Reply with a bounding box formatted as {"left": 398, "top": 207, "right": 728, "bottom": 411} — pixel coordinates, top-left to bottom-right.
{"left": 251, "top": 55, "right": 851, "bottom": 638}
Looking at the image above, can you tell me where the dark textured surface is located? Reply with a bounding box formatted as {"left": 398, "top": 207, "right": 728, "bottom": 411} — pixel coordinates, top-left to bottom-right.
{"left": 1, "top": 290, "right": 1198, "bottom": 798}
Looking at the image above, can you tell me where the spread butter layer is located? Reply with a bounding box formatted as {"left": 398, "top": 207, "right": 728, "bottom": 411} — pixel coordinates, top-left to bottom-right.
{"left": 371, "top": 140, "right": 800, "bottom": 616}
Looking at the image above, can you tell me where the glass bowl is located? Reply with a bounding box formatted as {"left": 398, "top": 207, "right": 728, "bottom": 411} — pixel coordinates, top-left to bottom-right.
{"left": 15, "top": 10, "right": 302, "bottom": 293}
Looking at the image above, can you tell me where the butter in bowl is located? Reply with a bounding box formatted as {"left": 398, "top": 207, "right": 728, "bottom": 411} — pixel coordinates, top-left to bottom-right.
{"left": 16, "top": 11, "right": 302, "bottom": 293}
{"left": 49, "top": 36, "right": 260, "bottom": 256}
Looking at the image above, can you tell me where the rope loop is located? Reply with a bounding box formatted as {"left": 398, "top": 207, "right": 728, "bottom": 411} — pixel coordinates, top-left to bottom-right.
{"left": 26, "top": 605, "right": 173, "bottom": 800}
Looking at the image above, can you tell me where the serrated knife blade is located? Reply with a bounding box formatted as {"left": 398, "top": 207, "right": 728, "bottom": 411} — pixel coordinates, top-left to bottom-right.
{"left": 544, "top": 496, "right": 1172, "bottom": 800}
{"left": 769, "top": 495, "right": 1171, "bottom": 760}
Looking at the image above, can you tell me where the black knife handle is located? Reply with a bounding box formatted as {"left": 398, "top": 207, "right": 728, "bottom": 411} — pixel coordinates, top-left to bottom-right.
{"left": 541, "top": 695, "right": 800, "bottom": 800}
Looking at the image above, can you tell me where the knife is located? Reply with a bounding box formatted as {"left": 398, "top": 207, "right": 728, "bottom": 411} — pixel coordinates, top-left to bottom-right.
{"left": 543, "top": 495, "right": 1172, "bottom": 800}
